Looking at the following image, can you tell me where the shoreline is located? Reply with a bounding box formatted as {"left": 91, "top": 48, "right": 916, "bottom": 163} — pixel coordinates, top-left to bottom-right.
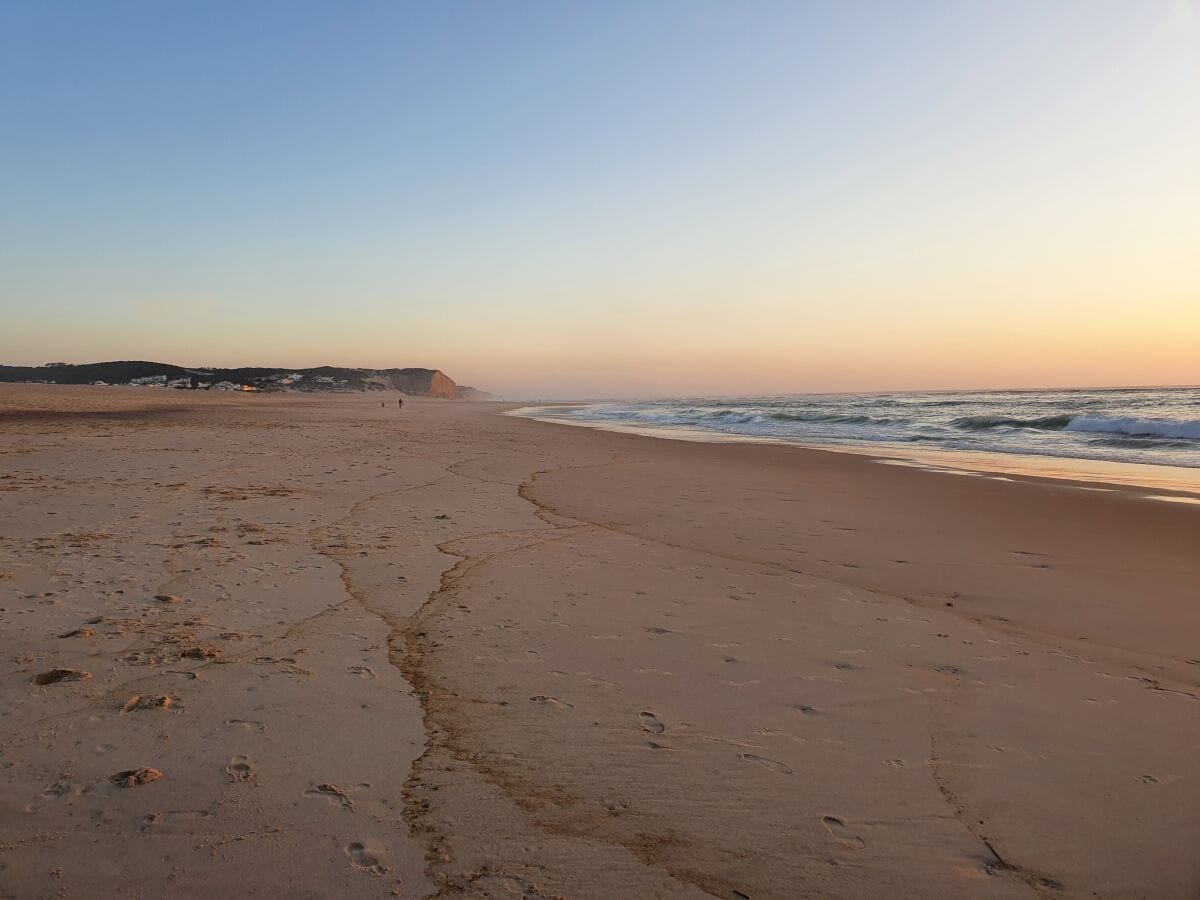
{"left": 2, "top": 386, "right": 1197, "bottom": 898}
{"left": 509, "top": 404, "right": 1200, "bottom": 499}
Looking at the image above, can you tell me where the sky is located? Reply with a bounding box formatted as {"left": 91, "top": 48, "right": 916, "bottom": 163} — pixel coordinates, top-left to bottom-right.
{"left": 1, "top": 1, "right": 1197, "bottom": 398}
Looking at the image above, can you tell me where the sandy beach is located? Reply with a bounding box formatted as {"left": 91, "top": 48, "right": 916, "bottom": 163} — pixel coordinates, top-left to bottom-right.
{"left": 1, "top": 384, "right": 1197, "bottom": 899}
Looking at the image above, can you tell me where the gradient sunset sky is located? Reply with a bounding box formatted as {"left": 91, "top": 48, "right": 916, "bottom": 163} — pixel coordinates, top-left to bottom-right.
{"left": 2, "top": 1, "right": 1197, "bottom": 398}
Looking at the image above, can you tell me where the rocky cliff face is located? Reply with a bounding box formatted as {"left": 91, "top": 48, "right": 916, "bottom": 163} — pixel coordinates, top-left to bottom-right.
{"left": 429, "top": 370, "right": 457, "bottom": 398}
{"left": 378, "top": 368, "right": 457, "bottom": 398}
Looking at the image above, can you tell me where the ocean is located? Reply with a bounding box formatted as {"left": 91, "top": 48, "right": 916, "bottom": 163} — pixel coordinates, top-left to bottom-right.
{"left": 523, "top": 387, "right": 1200, "bottom": 470}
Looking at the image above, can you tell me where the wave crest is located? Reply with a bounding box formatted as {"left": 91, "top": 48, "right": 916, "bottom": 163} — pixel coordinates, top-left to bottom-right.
{"left": 1065, "top": 416, "right": 1200, "bottom": 440}
{"left": 555, "top": 391, "right": 1200, "bottom": 468}
{"left": 951, "top": 414, "right": 1073, "bottom": 431}
{"left": 767, "top": 412, "right": 900, "bottom": 426}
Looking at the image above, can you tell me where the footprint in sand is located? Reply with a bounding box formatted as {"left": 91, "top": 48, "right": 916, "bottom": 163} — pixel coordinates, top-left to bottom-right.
{"left": 529, "top": 695, "right": 574, "bottom": 708}
{"left": 43, "top": 781, "right": 83, "bottom": 798}
{"left": 110, "top": 768, "right": 163, "bottom": 788}
{"left": 347, "top": 665, "right": 375, "bottom": 678}
{"left": 34, "top": 668, "right": 92, "bottom": 686}
{"left": 639, "top": 711, "right": 665, "bottom": 734}
{"left": 346, "top": 841, "right": 388, "bottom": 876}
{"left": 58, "top": 627, "right": 96, "bottom": 639}
{"left": 739, "top": 753, "right": 793, "bottom": 775}
{"left": 142, "top": 809, "right": 212, "bottom": 831}
{"left": 181, "top": 645, "right": 222, "bottom": 661}
{"left": 225, "top": 756, "right": 255, "bottom": 782}
{"left": 225, "top": 718, "right": 265, "bottom": 732}
{"left": 258, "top": 656, "right": 313, "bottom": 676}
{"left": 305, "top": 782, "right": 356, "bottom": 811}
{"left": 822, "top": 815, "right": 866, "bottom": 849}
{"left": 1138, "top": 773, "right": 1182, "bottom": 785}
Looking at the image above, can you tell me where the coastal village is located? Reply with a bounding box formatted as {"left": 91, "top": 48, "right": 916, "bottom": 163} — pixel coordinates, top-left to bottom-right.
{"left": 123, "top": 372, "right": 316, "bottom": 392}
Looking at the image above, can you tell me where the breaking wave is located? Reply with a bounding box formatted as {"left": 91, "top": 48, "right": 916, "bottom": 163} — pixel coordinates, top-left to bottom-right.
{"left": 951, "top": 414, "right": 1074, "bottom": 431}
{"left": 1064, "top": 416, "right": 1200, "bottom": 440}
{"left": 546, "top": 387, "right": 1200, "bottom": 469}
{"left": 948, "top": 414, "right": 1200, "bottom": 440}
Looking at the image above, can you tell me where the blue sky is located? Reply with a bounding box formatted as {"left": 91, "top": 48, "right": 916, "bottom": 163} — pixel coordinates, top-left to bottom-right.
{"left": 2, "top": 1, "right": 1197, "bottom": 397}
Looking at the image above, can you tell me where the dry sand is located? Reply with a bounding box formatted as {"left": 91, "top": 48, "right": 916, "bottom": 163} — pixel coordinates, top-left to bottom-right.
{"left": 1, "top": 385, "right": 1197, "bottom": 899}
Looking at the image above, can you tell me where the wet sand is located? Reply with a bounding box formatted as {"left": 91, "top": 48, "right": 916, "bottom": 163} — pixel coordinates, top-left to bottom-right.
{"left": 1, "top": 385, "right": 1197, "bottom": 898}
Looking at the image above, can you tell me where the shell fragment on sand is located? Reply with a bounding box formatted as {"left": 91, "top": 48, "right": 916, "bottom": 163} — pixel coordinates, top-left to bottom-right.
{"left": 122, "top": 694, "right": 177, "bottom": 712}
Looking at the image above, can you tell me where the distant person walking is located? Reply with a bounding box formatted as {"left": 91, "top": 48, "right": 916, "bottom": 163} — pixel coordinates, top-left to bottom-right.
{"left": 398, "top": 397, "right": 404, "bottom": 409}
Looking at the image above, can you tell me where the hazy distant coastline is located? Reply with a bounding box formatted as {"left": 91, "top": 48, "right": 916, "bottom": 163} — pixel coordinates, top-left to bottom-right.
{"left": 0, "top": 361, "right": 492, "bottom": 399}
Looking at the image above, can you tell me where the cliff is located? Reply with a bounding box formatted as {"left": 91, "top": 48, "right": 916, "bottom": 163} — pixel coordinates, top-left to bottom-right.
{"left": 375, "top": 368, "right": 457, "bottom": 398}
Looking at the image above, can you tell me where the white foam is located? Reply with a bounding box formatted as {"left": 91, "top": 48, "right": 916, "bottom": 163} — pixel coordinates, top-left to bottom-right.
{"left": 518, "top": 389, "right": 1200, "bottom": 470}
{"left": 1065, "top": 416, "right": 1200, "bottom": 440}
